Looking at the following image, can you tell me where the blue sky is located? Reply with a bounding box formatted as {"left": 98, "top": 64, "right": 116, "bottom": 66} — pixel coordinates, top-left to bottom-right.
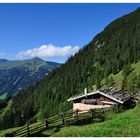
{"left": 0, "top": 3, "right": 140, "bottom": 63}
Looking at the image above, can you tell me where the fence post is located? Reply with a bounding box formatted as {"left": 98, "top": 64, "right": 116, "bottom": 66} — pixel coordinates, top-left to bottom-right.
{"left": 102, "top": 108, "right": 105, "bottom": 113}
{"left": 91, "top": 109, "right": 94, "bottom": 118}
{"left": 27, "top": 121, "right": 30, "bottom": 136}
{"left": 45, "top": 117, "right": 49, "bottom": 128}
{"left": 100, "top": 108, "right": 106, "bottom": 121}
{"left": 76, "top": 109, "right": 79, "bottom": 120}
{"left": 60, "top": 113, "right": 65, "bottom": 124}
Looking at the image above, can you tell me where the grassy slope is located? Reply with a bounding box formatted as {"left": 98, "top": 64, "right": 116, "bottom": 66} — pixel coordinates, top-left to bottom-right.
{"left": 0, "top": 126, "right": 22, "bottom": 137}
{"left": 41, "top": 102, "right": 140, "bottom": 137}
{"left": 131, "top": 61, "right": 140, "bottom": 74}
{"left": 0, "top": 93, "right": 7, "bottom": 101}
{"left": 101, "top": 61, "right": 140, "bottom": 89}
{"left": 0, "top": 100, "right": 12, "bottom": 119}
{"left": 0, "top": 61, "right": 139, "bottom": 137}
{"left": 0, "top": 121, "right": 44, "bottom": 137}
{"left": 64, "top": 61, "right": 140, "bottom": 99}
{"left": 39, "top": 61, "right": 140, "bottom": 137}
{"left": 1, "top": 102, "right": 140, "bottom": 137}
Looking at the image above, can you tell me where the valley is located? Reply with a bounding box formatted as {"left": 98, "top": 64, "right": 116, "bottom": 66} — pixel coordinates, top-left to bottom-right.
{"left": 0, "top": 57, "right": 60, "bottom": 100}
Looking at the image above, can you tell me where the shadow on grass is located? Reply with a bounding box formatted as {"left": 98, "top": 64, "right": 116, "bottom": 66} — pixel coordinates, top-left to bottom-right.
{"left": 29, "top": 124, "right": 63, "bottom": 137}
{"left": 26, "top": 117, "right": 107, "bottom": 137}
{"left": 67, "top": 117, "right": 106, "bottom": 126}
{"left": 29, "top": 127, "right": 48, "bottom": 137}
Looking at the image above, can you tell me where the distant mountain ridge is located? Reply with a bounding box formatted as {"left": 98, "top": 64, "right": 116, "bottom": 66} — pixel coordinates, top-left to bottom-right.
{"left": 0, "top": 57, "right": 60, "bottom": 98}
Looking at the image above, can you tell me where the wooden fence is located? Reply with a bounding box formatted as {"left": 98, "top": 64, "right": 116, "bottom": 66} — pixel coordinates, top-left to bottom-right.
{"left": 5, "top": 108, "right": 111, "bottom": 137}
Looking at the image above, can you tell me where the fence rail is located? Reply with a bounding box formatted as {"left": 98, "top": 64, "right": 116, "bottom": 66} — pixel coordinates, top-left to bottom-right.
{"left": 5, "top": 107, "right": 112, "bottom": 137}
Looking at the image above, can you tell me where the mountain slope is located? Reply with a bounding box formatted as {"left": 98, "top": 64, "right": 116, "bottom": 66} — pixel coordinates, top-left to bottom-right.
{"left": 46, "top": 101, "right": 140, "bottom": 137}
{"left": 0, "top": 57, "right": 60, "bottom": 98}
{"left": 0, "top": 8, "right": 140, "bottom": 130}
{"left": 1, "top": 99, "right": 140, "bottom": 137}
{"left": 100, "top": 61, "right": 140, "bottom": 89}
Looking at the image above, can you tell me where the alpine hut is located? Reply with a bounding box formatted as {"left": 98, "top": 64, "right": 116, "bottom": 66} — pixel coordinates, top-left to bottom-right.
{"left": 67, "top": 88, "right": 135, "bottom": 112}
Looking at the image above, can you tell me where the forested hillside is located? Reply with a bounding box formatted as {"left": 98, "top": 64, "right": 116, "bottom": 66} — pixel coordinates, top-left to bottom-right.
{"left": 0, "top": 7, "right": 140, "bottom": 130}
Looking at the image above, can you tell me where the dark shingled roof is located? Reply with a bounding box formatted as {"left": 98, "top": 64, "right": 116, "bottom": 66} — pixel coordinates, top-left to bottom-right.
{"left": 101, "top": 88, "right": 131, "bottom": 102}
{"left": 67, "top": 88, "right": 131, "bottom": 104}
{"left": 134, "top": 92, "right": 140, "bottom": 100}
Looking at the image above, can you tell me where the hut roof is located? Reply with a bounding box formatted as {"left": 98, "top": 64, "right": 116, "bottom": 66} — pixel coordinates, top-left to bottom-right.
{"left": 67, "top": 88, "right": 131, "bottom": 104}
{"left": 134, "top": 92, "right": 140, "bottom": 100}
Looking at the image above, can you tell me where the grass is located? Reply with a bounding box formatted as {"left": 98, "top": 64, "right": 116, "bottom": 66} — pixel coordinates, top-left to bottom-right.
{"left": 101, "top": 61, "right": 140, "bottom": 89}
{"left": 73, "top": 61, "right": 140, "bottom": 94}
{"left": 0, "top": 126, "right": 22, "bottom": 137}
{"left": 0, "top": 121, "right": 45, "bottom": 137}
{"left": 0, "top": 100, "right": 12, "bottom": 119}
{"left": 132, "top": 61, "right": 140, "bottom": 74}
{"left": 0, "top": 102, "right": 140, "bottom": 137}
{"left": 41, "top": 102, "right": 140, "bottom": 137}
{"left": 0, "top": 61, "right": 139, "bottom": 137}
{"left": 0, "top": 93, "right": 7, "bottom": 100}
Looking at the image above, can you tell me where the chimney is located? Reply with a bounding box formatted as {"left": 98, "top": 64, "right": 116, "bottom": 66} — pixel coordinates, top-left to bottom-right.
{"left": 84, "top": 88, "right": 87, "bottom": 95}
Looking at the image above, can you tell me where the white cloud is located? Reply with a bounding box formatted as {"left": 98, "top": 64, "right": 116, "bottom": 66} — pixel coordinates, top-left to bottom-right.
{"left": 0, "top": 52, "right": 5, "bottom": 58}
{"left": 16, "top": 44, "right": 80, "bottom": 59}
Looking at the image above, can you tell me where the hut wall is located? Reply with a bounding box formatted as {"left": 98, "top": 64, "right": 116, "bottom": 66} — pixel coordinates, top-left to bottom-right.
{"left": 100, "top": 96, "right": 115, "bottom": 102}
{"left": 73, "top": 103, "right": 111, "bottom": 111}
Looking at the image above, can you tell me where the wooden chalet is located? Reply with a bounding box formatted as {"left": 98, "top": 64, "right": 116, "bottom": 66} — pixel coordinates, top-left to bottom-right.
{"left": 67, "top": 88, "right": 134, "bottom": 111}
